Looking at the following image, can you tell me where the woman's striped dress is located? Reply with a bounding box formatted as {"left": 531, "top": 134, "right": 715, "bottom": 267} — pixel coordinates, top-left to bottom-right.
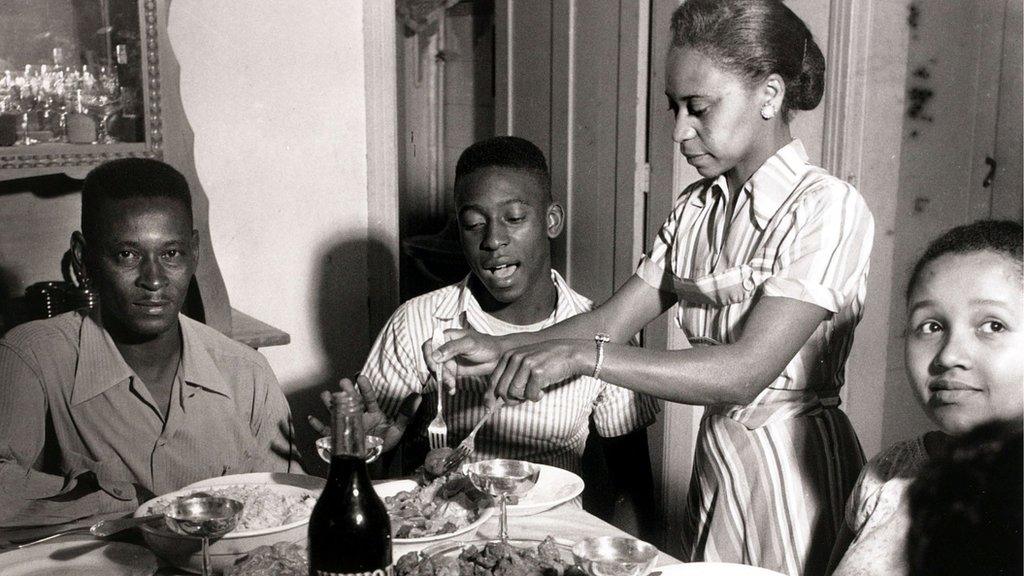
{"left": 635, "top": 139, "right": 875, "bottom": 576}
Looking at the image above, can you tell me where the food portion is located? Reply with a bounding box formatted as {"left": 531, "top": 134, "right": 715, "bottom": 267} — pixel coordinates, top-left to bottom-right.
{"left": 385, "top": 473, "right": 489, "bottom": 539}
{"left": 225, "top": 541, "right": 308, "bottom": 576}
{"left": 396, "top": 536, "right": 584, "bottom": 576}
{"left": 146, "top": 484, "right": 317, "bottom": 533}
{"left": 420, "top": 446, "right": 456, "bottom": 481}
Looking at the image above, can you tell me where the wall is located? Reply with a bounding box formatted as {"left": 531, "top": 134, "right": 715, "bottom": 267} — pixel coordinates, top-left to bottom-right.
{"left": 877, "top": 0, "right": 1023, "bottom": 449}
{"left": 167, "top": 1, "right": 371, "bottom": 453}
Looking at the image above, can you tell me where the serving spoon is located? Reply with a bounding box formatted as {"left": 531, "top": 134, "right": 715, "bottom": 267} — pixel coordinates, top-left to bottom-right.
{"left": 14, "top": 514, "right": 164, "bottom": 549}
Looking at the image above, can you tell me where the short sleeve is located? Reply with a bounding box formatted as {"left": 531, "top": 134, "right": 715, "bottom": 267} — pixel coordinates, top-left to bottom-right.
{"left": 636, "top": 186, "right": 699, "bottom": 292}
{"left": 360, "top": 304, "right": 427, "bottom": 419}
{"left": 761, "top": 181, "right": 874, "bottom": 313}
{"left": 591, "top": 382, "right": 660, "bottom": 438}
{"left": 843, "top": 461, "right": 878, "bottom": 532}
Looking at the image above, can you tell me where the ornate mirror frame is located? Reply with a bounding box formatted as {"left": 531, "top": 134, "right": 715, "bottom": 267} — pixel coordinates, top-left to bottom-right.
{"left": 0, "top": 0, "right": 162, "bottom": 175}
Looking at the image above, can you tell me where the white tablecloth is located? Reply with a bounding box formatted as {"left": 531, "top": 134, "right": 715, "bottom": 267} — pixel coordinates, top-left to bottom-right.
{"left": 0, "top": 501, "right": 679, "bottom": 574}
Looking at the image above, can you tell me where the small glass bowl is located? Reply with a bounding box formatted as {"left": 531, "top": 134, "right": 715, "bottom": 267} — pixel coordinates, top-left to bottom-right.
{"left": 315, "top": 434, "right": 384, "bottom": 463}
{"left": 571, "top": 536, "right": 659, "bottom": 576}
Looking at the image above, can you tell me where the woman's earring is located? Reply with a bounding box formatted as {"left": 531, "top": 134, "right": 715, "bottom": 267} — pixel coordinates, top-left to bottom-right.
{"left": 760, "top": 103, "right": 776, "bottom": 120}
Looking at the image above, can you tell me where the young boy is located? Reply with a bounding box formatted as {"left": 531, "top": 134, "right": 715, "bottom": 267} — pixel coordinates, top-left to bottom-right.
{"left": 341, "top": 136, "right": 658, "bottom": 520}
{"left": 0, "top": 159, "right": 298, "bottom": 541}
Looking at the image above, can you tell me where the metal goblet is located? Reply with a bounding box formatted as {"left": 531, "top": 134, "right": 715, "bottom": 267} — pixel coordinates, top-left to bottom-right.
{"left": 163, "top": 496, "right": 244, "bottom": 576}
{"left": 315, "top": 434, "right": 384, "bottom": 464}
{"left": 571, "top": 536, "right": 659, "bottom": 576}
{"left": 466, "top": 459, "right": 539, "bottom": 543}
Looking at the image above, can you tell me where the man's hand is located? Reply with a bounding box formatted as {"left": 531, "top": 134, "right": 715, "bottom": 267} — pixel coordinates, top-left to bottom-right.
{"left": 271, "top": 417, "right": 304, "bottom": 471}
{"left": 307, "top": 375, "right": 421, "bottom": 453}
{"left": 424, "top": 328, "right": 505, "bottom": 394}
{"left": 491, "top": 339, "right": 589, "bottom": 402}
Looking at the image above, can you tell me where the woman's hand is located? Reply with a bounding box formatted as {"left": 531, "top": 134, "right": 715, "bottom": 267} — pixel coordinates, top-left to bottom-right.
{"left": 490, "top": 339, "right": 590, "bottom": 402}
{"left": 307, "top": 375, "right": 420, "bottom": 453}
{"left": 425, "top": 328, "right": 507, "bottom": 393}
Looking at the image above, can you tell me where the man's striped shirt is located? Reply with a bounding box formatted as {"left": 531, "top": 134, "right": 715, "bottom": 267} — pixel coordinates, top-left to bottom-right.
{"left": 361, "top": 270, "right": 660, "bottom": 473}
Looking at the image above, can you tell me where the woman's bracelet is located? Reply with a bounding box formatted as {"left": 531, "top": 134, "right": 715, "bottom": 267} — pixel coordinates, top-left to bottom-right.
{"left": 592, "top": 333, "right": 611, "bottom": 379}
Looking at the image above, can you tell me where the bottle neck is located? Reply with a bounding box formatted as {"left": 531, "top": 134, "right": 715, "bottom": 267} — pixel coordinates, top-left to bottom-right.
{"left": 332, "top": 407, "right": 366, "bottom": 458}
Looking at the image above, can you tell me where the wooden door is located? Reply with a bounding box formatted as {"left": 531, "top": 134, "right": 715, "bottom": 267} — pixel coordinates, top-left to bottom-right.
{"left": 495, "top": 0, "right": 646, "bottom": 303}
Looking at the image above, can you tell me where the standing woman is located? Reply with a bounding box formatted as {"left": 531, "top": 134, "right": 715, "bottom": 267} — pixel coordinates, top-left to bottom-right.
{"left": 431, "top": 0, "right": 874, "bottom": 574}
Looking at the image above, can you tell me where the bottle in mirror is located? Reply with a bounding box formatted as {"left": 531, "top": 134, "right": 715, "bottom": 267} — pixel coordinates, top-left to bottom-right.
{"left": 308, "top": 391, "right": 392, "bottom": 576}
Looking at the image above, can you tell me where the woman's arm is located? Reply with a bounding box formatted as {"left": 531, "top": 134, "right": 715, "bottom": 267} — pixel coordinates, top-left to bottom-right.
{"left": 430, "top": 275, "right": 676, "bottom": 387}
{"left": 493, "top": 294, "right": 828, "bottom": 404}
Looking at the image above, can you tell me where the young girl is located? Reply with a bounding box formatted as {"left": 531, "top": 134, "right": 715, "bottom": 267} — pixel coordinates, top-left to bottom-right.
{"left": 829, "top": 220, "right": 1024, "bottom": 575}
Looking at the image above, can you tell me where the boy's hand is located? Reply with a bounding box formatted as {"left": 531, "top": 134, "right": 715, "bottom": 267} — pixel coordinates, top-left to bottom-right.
{"left": 307, "top": 375, "right": 421, "bottom": 453}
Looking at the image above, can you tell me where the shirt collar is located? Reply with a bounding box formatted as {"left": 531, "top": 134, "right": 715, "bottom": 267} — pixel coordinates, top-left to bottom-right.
{"left": 72, "top": 313, "right": 232, "bottom": 406}
{"left": 432, "top": 269, "right": 580, "bottom": 330}
{"left": 688, "top": 138, "right": 810, "bottom": 230}
{"left": 177, "top": 315, "right": 233, "bottom": 399}
{"left": 72, "top": 311, "right": 134, "bottom": 406}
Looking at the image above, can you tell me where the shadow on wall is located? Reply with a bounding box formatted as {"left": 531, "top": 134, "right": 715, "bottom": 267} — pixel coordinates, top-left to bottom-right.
{"left": 285, "top": 236, "right": 399, "bottom": 478}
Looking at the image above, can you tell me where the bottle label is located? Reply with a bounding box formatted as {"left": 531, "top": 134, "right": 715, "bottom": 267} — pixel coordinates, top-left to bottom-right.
{"left": 315, "top": 567, "right": 393, "bottom": 576}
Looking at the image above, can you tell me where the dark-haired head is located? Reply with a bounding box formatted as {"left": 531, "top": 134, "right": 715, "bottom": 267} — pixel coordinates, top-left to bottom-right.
{"left": 670, "top": 0, "right": 825, "bottom": 120}
{"left": 81, "top": 158, "right": 193, "bottom": 242}
{"left": 454, "top": 136, "right": 551, "bottom": 204}
{"left": 905, "top": 220, "right": 1023, "bottom": 302}
{"left": 906, "top": 420, "right": 1023, "bottom": 576}
{"left": 453, "top": 136, "right": 564, "bottom": 324}
{"left": 74, "top": 158, "right": 198, "bottom": 341}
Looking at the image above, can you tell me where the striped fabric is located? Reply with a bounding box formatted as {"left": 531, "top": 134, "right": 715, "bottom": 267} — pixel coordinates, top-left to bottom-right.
{"left": 361, "top": 270, "right": 659, "bottom": 473}
{"left": 636, "top": 139, "right": 874, "bottom": 575}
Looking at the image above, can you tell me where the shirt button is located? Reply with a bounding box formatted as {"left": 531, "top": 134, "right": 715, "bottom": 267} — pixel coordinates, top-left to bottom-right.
{"left": 742, "top": 273, "right": 756, "bottom": 291}
{"left": 157, "top": 440, "right": 167, "bottom": 447}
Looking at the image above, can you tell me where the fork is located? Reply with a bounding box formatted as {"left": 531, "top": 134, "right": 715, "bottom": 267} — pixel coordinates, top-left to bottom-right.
{"left": 427, "top": 330, "right": 449, "bottom": 449}
{"left": 441, "top": 398, "right": 504, "bottom": 475}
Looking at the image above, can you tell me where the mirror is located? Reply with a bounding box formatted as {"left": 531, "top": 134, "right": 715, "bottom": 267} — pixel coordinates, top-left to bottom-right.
{"left": 0, "top": 0, "right": 161, "bottom": 173}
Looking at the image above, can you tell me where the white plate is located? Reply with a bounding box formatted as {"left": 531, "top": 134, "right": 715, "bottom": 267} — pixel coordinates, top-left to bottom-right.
{"left": 506, "top": 463, "right": 584, "bottom": 516}
{"left": 654, "top": 562, "right": 787, "bottom": 576}
{"left": 375, "top": 479, "right": 495, "bottom": 544}
{"left": 0, "top": 540, "right": 157, "bottom": 575}
{"left": 136, "top": 472, "right": 324, "bottom": 539}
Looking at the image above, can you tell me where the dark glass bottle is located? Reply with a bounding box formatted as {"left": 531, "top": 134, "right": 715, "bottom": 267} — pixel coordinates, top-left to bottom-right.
{"left": 308, "top": 392, "right": 392, "bottom": 576}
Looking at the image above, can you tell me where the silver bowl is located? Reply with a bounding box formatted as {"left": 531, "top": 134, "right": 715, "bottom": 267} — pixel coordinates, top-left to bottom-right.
{"left": 571, "top": 536, "right": 659, "bottom": 576}
{"left": 315, "top": 434, "right": 384, "bottom": 463}
{"left": 163, "top": 496, "right": 244, "bottom": 538}
{"left": 466, "top": 459, "right": 540, "bottom": 497}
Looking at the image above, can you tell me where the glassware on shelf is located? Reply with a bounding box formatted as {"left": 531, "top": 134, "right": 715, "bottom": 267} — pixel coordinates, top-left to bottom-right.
{"left": 0, "top": 46, "right": 133, "bottom": 146}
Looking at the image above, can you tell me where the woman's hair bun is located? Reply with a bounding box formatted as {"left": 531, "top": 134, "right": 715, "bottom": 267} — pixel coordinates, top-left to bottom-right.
{"left": 789, "top": 35, "right": 826, "bottom": 111}
{"left": 670, "top": 0, "right": 827, "bottom": 119}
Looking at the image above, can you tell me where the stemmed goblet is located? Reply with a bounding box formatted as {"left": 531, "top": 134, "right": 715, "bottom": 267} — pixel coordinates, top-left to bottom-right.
{"left": 466, "top": 459, "right": 539, "bottom": 543}
{"left": 164, "top": 496, "right": 244, "bottom": 576}
{"left": 571, "top": 536, "right": 659, "bottom": 576}
{"left": 315, "top": 434, "right": 384, "bottom": 464}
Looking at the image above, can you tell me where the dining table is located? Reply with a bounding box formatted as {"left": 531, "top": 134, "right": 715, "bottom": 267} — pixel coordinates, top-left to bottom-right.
{"left": 0, "top": 495, "right": 680, "bottom": 575}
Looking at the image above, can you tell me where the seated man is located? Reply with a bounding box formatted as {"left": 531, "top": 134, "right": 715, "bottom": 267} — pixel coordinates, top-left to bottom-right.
{"left": 0, "top": 158, "right": 298, "bottom": 539}
{"left": 340, "top": 136, "right": 659, "bottom": 534}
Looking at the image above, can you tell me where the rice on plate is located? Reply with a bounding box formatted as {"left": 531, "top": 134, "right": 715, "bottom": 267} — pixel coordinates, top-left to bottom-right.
{"left": 145, "top": 484, "right": 316, "bottom": 533}
{"left": 135, "top": 472, "right": 324, "bottom": 574}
